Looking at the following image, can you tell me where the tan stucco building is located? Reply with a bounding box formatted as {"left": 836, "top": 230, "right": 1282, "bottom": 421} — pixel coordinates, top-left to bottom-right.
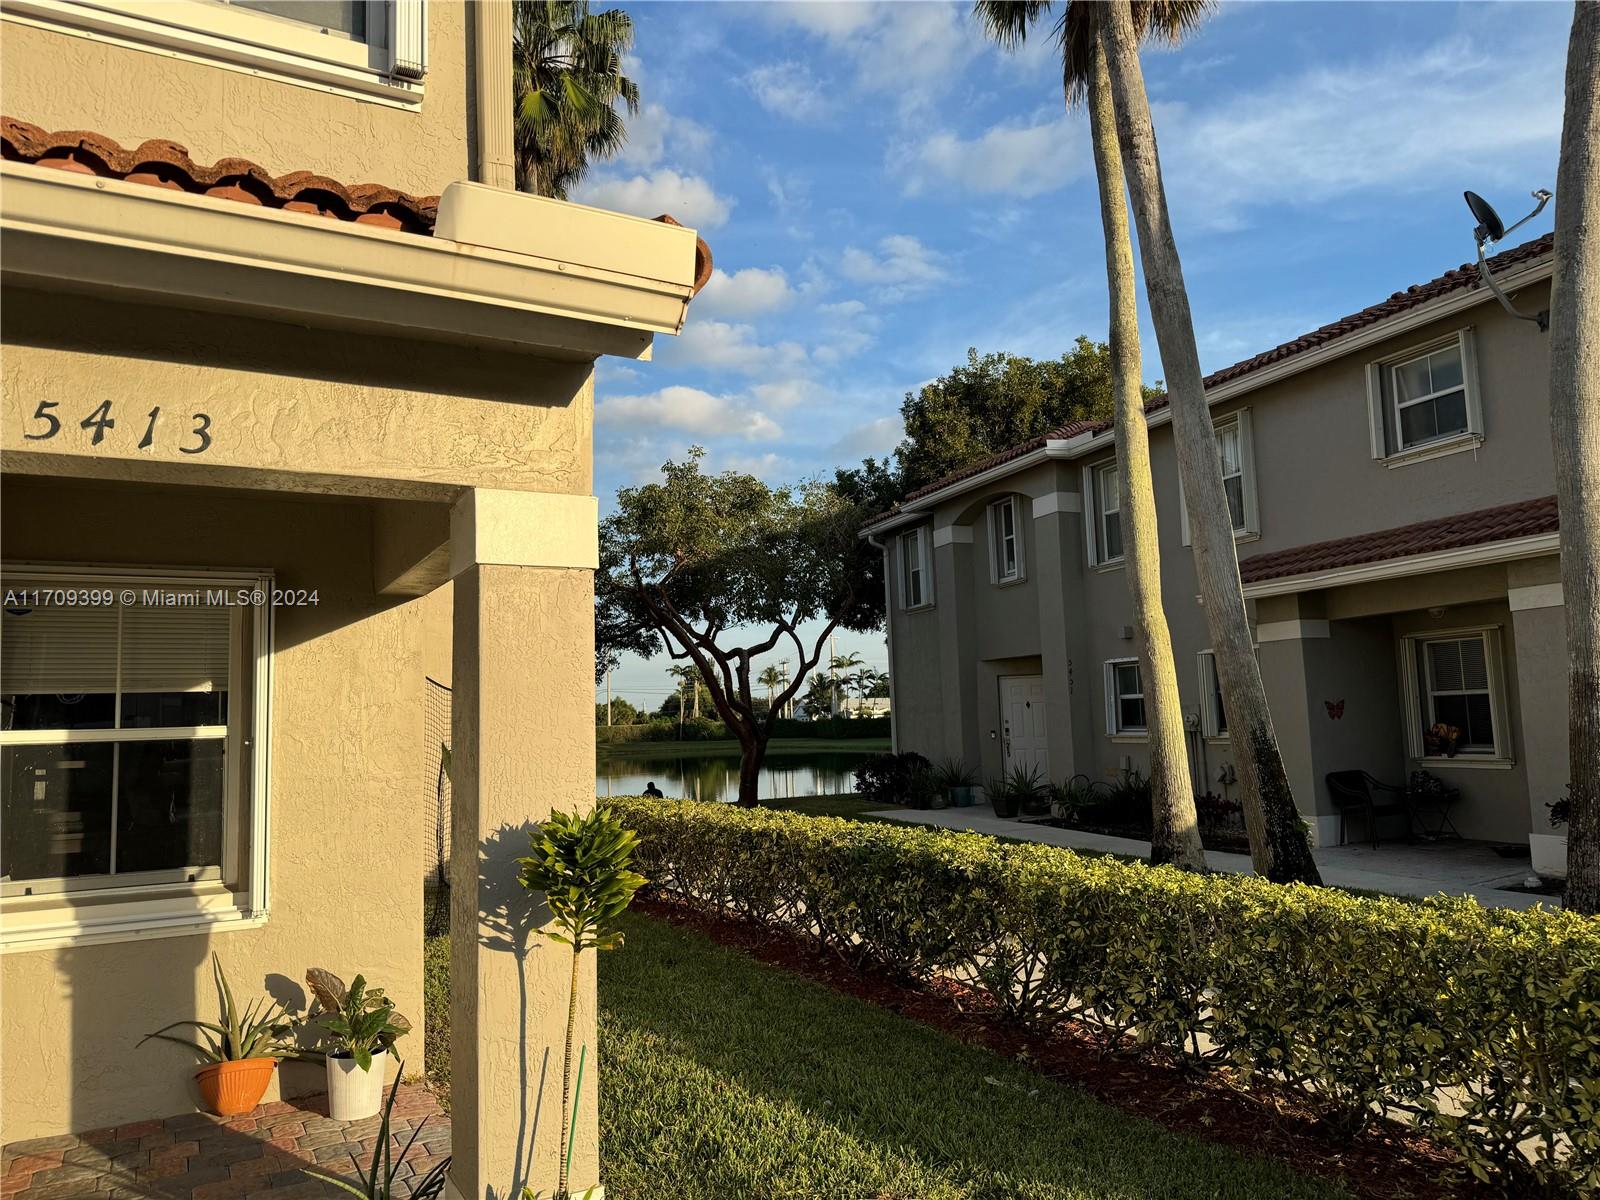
{"left": 868, "top": 236, "right": 1569, "bottom": 876}
{"left": 0, "top": 2, "right": 709, "bottom": 1195}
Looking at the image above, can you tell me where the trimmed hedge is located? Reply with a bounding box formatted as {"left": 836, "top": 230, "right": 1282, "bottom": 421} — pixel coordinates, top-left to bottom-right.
{"left": 612, "top": 797, "right": 1600, "bottom": 1198}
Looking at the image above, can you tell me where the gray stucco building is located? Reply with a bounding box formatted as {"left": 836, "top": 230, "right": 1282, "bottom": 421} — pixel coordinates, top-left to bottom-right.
{"left": 864, "top": 234, "right": 1568, "bottom": 875}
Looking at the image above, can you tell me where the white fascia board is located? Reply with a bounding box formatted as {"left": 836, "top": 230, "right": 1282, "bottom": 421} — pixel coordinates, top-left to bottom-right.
{"left": 856, "top": 446, "right": 1054, "bottom": 540}
{"left": 1239, "top": 532, "right": 1559, "bottom": 599}
{"left": 0, "top": 166, "right": 701, "bottom": 359}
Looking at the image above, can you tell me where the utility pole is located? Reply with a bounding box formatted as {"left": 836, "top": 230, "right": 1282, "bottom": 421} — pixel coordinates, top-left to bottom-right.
{"left": 778, "top": 659, "right": 791, "bottom": 718}
{"left": 828, "top": 634, "right": 839, "bottom": 718}
{"left": 605, "top": 668, "right": 612, "bottom": 727}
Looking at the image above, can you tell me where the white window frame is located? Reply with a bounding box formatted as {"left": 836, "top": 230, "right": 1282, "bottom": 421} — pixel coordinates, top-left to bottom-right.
{"left": 1365, "top": 329, "right": 1484, "bottom": 467}
{"left": 1083, "top": 461, "right": 1123, "bottom": 568}
{"left": 1398, "top": 626, "right": 1513, "bottom": 767}
{"left": 1180, "top": 409, "right": 1260, "bottom": 546}
{"left": 1103, "top": 658, "right": 1147, "bottom": 739}
{"left": 988, "top": 495, "right": 1025, "bottom": 585}
{"left": 1197, "top": 650, "right": 1228, "bottom": 739}
{"left": 1, "top": 564, "right": 274, "bottom": 952}
{"left": 899, "top": 527, "right": 933, "bottom": 611}
{"left": 4, "top": 1, "right": 427, "bottom": 108}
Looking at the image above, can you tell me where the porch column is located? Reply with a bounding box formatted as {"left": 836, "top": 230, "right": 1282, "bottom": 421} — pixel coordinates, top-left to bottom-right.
{"left": 447, "top": 488, "right": 601, "bottom": 1200}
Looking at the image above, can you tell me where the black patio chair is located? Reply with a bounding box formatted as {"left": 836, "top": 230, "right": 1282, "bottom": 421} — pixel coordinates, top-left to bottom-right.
{"left": 1324, "top": 770, "right": 1410, "bottom": 849}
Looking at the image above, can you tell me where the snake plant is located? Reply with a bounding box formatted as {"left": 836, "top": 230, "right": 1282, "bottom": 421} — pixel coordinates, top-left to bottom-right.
{"left": 302, "top": 1058, "right": 450, "bottom": 1199}
{"left": 139, "top": 952, "right": 296, "bottom": 1063}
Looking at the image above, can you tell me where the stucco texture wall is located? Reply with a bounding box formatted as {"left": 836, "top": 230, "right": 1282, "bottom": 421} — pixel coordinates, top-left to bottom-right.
{"left": 0, "top": 3, "right": 470, "bottom": 195}
{"left": 0, "top": 477, "right": 436, "bottom": 1140}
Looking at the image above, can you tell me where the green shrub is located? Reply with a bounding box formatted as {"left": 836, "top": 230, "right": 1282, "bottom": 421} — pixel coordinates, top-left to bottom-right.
{"left": 612, "top": 797, "right": 1600, "bottom": 1198}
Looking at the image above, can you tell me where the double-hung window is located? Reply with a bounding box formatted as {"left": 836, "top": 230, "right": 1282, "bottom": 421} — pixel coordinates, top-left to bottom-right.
{"left": 989, "top": 496, "right": 1023, "bottom": 584}
{"left": 10, "top": 1, "right": 428, "bottom": 102}
{"left": 1180, "top": 411, "right": 1259, "bottom": 544}
{"left": 1366, "top": 331, "right": 1484, "bottom": 463}
{"left": 1, "top": 567, "right": 271, "bottom": 949}
{"left": 1104, "top": 659, "right": 1146, "bottom": 737}
{"left": 1400, "top": 628, "right": 1510, "bottom": 762}
{"left": 899, "top": 528, "right": 932, "bottom": 610}
{"left": 1087, "top": 462, "right": 1123, "bottom": 566}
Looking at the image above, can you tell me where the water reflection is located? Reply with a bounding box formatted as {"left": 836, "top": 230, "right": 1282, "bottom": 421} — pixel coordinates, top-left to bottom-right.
{"left": 595, "top": 749, "right": 872, "bottom": 804}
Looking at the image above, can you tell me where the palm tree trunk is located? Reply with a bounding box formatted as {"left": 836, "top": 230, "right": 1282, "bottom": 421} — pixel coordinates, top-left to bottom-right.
{"left": 1088, "top": 38, "right": 1206, "bottom": 873}
{"left": 1101, "top": 1, "right": 1320, "bottom": 884}
{"left": 1551, "top": 0, "right": 1600, "bottom": 914}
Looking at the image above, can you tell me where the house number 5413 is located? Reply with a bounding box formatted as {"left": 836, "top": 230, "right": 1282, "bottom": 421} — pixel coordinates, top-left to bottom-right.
{"left": 23, "top": 400, "right": 213, "bottom": 455}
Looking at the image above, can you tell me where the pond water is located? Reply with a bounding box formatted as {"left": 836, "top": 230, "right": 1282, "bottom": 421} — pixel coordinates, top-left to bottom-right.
{"left": 596, "top": 748, "right": 875, "bottom": 804}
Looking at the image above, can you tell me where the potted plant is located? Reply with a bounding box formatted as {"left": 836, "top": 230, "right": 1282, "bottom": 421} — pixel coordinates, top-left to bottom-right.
{"left": 934, "top": 759, "right": 979, "bottom": 807}
{"left": 304, "top": 969, "right": 412, "bottom": 1121}
{"left": 519, "top": 807, "right": 645, "bottom": 1200}
{"left": 139, "top": 953, "right": 295, "bottom": 1117}
{"left": 1423, "top": 722, "right": 1461, "bottom": 757}
{"left": 302, "top": 1058, "right": 451, "bottom": 1199}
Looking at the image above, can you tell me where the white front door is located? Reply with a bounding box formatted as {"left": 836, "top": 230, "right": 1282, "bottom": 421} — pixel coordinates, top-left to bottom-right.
{"left": 999, "top": 675, "right": 1049, "bottom": 780}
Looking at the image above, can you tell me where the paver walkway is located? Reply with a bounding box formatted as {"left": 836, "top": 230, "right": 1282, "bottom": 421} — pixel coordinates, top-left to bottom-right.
{"left": 870, "top": 804, "right": 1550, "bottom": 909}
{"left": 1, "top": 1085, "right": 448, "bottom": 1200}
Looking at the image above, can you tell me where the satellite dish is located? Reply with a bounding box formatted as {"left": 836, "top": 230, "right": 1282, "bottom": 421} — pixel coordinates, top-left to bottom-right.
{"left": 1462, "top": 186, "right": 1554, "bottom": 332}
{"left": 1463, "top": 190, "right": 1505, "bottom": 244}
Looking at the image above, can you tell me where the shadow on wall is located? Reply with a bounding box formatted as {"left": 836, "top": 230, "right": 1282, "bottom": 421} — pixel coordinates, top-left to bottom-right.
{"left": 476, "top": 822, "right": 553, "bottom": 1200}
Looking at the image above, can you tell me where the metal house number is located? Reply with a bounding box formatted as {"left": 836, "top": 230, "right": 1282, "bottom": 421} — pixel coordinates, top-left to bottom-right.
{"left": 22, "top": 401, "right": 214, "bottom": 455}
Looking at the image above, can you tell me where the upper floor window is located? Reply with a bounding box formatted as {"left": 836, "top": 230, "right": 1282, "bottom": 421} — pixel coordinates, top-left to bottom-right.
{"left": 988, "top": 496, "right": 1024, "bottom": 584}
{"left": 1180, "top": 410, "right": 1260, "bottom": 545}
{"left": 899, "top": 527, "right": 932, "bottom": 610}
{"left": 10, "top": 1, "right": 428, "bottom": 103}
{"left": 1084, "top": 462, "right": 1123, "bottom": 567}
{"left": 1104, "top": 658, "right": 1146, "bottom": 737}
{"left": 1400, "top": 628, "right": 1510, "bottom": 763}
{"left": 1366, "top": 331, "right": 1484, "bottom": 465}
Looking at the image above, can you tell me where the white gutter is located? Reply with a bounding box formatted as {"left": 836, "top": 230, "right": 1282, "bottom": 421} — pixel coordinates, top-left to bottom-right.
{"left": 0, "top": 165, "right": 702, "bottom": 358}
{"left": 859, "top": 252, "right": 1553, "bottom": 539}
{"left": 473, "top": 0, "right": 516, "bottom": 189}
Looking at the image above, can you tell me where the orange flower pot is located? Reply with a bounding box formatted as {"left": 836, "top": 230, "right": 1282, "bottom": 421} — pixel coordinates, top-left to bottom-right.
{"left": 194, "top": 1058, "right": 278, "bottom": 1117}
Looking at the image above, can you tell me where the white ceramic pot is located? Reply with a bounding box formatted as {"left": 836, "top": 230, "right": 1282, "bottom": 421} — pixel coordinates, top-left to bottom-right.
{"left": 327, "top": 1049, "right": 388, "bottom": 1121}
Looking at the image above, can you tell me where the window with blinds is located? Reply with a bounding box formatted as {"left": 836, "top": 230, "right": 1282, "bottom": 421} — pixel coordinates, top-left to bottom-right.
{"left": 1, "top": 582, "right": 238, "bottom": 893}
{"left": 1422, "top": 635, "right": 1495, "bottom": 752}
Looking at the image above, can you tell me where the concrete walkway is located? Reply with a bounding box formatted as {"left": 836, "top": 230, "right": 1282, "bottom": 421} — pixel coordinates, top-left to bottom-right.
{"left": 867, "top": 804, "right": 1552, "bottom": 910}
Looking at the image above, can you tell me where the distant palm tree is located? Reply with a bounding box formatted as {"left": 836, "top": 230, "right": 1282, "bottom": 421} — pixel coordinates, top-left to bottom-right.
{"left": 976, "top": 0, "right": 1210, "bottom": 873}
{"left": 829, "top": 652, "right": 864, "bottom": 715}
{"left": 758, "top": 665, "right": 784, "bottom": 709}
{"left": 666, "top": 663, "right": 701, "bottom": 721}
{"left": 513, "top": 0, "right": 640, "bottom": 199}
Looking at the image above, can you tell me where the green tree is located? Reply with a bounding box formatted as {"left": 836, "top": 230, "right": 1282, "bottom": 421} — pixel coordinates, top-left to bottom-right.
{"left": 801, "top": 672, "right": 837, "bottom": 718}
{"left": 758, "top": 665, "right": 784, "bottom": 709}
{"left": 513, "top": 0, "right": 640, "bottom": 199}
{"left": 1100, "top": 0, "right": 1320, "bottom": 883}
{"left": 976, "top": 0, "right": 1209, "bottom": 874}
{"left": 597, "top": 449, "right": 880, "bottom": 805}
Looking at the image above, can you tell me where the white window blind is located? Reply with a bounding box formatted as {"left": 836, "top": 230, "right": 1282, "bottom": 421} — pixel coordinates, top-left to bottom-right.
{"left": 122, "top": 605, "right": 231, "bottom": 695}
{"left": 1, "top": 605, "right": 119, "bottom": 696}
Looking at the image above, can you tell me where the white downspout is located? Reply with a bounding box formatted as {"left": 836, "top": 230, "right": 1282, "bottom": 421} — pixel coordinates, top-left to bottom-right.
{"left": 866, "top": 533, "right": 898, "bottom": 753}
{"left": 474, "top": 0, "right": 516, "bottom": 188}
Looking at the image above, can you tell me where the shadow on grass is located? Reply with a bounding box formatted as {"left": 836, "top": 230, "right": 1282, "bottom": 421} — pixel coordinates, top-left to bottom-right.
{"left": 595, "top": 913, "right": 1350, "bottom": 1200}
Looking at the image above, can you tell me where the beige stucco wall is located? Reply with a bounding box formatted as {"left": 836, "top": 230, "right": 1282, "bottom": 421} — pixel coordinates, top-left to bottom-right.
{"left": 0, "top": 477, "right": 436, "bottom": 1139}
{"left": 0, "top": 2, "right": 471, "bottom": 195}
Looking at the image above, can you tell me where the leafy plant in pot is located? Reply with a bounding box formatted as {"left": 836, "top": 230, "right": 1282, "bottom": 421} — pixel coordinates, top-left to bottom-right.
{"left": 304, "top": 969, "right": 411, "bottom": 1121}
{"left": 934, "top": 758, "right": 979, "bottom": 807}
{"left": 139, "top": 953, "right": 296, "bottom": 1116}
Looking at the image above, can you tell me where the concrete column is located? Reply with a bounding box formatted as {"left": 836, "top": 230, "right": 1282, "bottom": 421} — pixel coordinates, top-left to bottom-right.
{"left": 933, "top": 530, "right": 981, "bottom": 771}
{"left": 447, "top": 489, "right": 600, "bottom": 1199}
{"left": 1032, "top": 492, "right": 1086, "bottom": 780}
{"left": 1509, "top": 569, "right": 1569, "bottom": 874}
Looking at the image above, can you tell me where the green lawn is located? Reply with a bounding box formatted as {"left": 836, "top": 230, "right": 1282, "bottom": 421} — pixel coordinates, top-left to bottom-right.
{"left": 424, "top": 913, "right": 1348, "bottom": 1200}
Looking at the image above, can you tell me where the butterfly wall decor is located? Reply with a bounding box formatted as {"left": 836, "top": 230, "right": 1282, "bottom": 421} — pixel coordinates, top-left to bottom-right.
{"left": 1325, "top": 699, "right": 1346, "bottom": 720}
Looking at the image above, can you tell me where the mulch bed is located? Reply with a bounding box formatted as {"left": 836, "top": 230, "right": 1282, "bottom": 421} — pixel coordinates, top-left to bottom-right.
{"left": 1038, "top": 817, "right": 1254, "bottom": 854}
{"left": 637, "top": 892, "right": 1485, "bottom": 1200}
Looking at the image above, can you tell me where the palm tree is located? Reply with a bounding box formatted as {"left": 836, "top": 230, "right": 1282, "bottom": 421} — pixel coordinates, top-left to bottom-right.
{"left": 666, "top": 663, "right": 700, "bottom": 722}
{"left": 830, "top": 652, "right": 864, "bottom": 715}
{"left": 1099, "top": 0, "right": 1319, "bottom": 884}
{"left": 513, "top": 0, "right": 640, "bottom": 199}
{"left": 758, "top": 665, "right": 784, "bottom": 711}
{"left": 976, "top": 0, "right": 1208, "bottom": 872}
{"left": 1549, "top": 1, "right": 1600, "bottom": 913}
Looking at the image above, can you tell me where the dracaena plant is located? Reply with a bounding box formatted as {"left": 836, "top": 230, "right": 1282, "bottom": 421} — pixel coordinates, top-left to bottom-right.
{"left": 304, "top": 968, "right": 411, "bottom": 1072}
{"left": 140, "top": 952, "right": 295, "bottom": 1063}
{"left": 303, "top": 1058, "right": 450, "bottom": 1200}
{"left": 518, "top": 807, "right": 645, "bottom": 1200}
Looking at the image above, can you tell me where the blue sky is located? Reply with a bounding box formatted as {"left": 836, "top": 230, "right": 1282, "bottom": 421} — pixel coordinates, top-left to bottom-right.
{"left": 583, "top": 0, "right": 1568, "bottom": 709}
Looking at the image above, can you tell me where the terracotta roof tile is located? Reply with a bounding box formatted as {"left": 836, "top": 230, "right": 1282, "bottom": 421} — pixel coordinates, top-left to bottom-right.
{"left": 1237, "top": 495, "right": 1558, "bottom": 585}
{"left": 1, "top": 116, "right": 713, "bottom": 292}
{"left": 868, "top": 233, "right": 1554, "bottom": 525}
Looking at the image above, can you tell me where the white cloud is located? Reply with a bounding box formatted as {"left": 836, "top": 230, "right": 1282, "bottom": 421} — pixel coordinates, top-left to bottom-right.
{"left": 749, "top": 379, "right": 814, "bottom": 411}
{"left": 596, "top": 385, "right": 781, "bottom": 441}
{"left": 892, "top": 113, "right": 1088, "bottom": 199}
{"left": 839, "top": 235, "right": 948, "bottom": 302}
{"left": 743, "top": 61, "right": 833, "bottom": 121}
{"left": 665, "top": 319, "right": 808, "bottom": 374}
{"left": 695, "top": 266, "right": 795, "bottom": 318}
{"left": 616, "top": 102, "right": 714, "bottom": 170}
{"left": 578, "top": 169, "right": 733, "bottom": 230}
{"left": 812, "top": 298, "right": 880, "bottom": 364}
{"left": 830, "top": 415, "right": 903, "bottom": 459}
